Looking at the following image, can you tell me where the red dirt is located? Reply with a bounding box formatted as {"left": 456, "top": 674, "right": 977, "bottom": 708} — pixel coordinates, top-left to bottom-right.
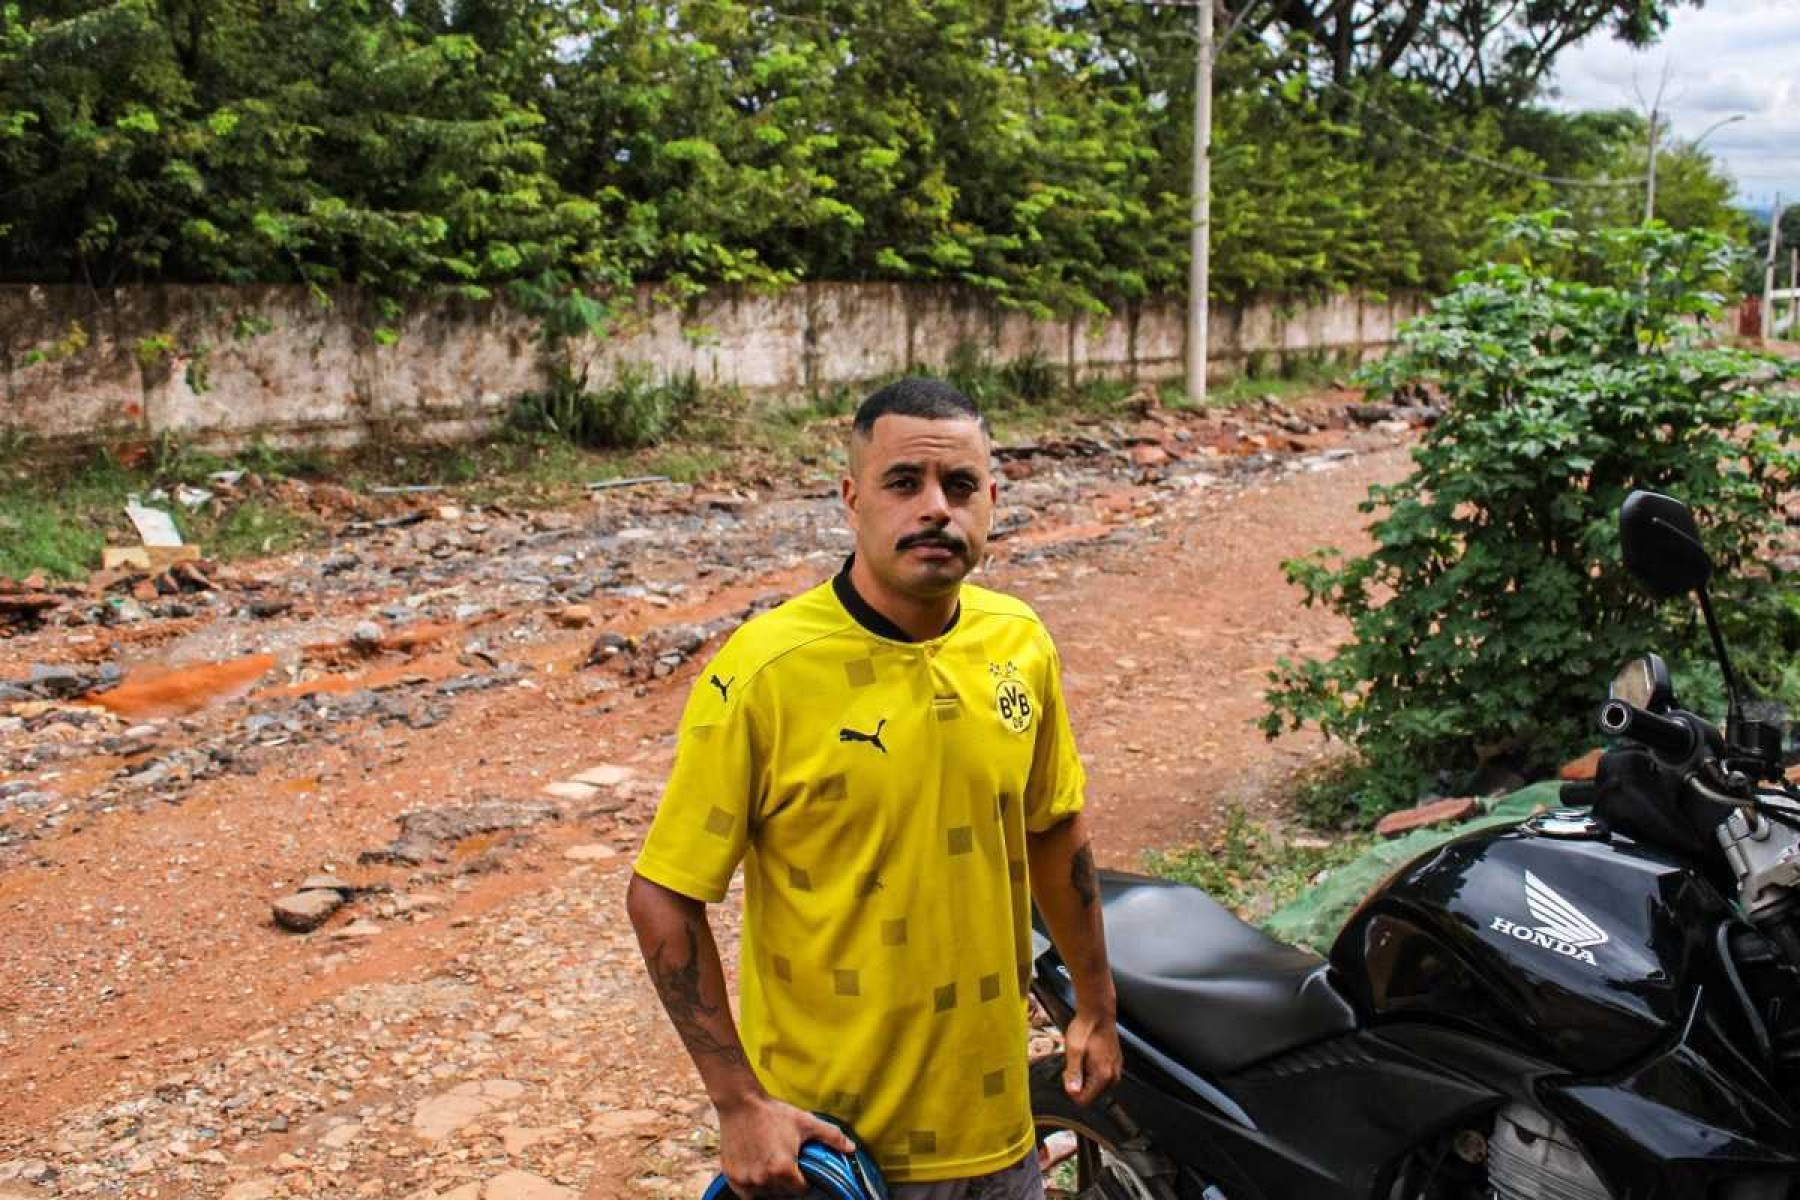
{"left": 85, "top": 653, "right": 279, "bottom": 719}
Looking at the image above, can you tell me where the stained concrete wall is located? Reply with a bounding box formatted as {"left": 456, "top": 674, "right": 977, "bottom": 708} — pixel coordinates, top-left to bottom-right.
{"left": 0, "top": 283, "right": 1423, "bottom": 449}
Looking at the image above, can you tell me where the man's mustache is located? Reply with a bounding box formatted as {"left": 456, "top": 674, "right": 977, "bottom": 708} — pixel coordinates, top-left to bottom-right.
{"left": 896, "top": 529, "right": 968, "bottom": 554}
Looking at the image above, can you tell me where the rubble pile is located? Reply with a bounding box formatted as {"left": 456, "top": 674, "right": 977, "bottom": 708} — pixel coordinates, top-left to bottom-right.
{"left": 2, "top": 391, "right": 1426, "bottom": 858}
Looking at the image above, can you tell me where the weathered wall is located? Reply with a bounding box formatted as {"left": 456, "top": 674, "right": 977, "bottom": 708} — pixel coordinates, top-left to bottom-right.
{"left": 0, "top": 283, "right": 1423, "bottom": 449}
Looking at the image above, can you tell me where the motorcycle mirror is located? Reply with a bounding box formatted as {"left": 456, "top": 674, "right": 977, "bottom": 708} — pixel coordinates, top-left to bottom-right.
{"left": 1620, "top": 490, "right": 1713, "bottom": 600}
{"left": 1609, "top": 652, "right": 1675, "bottom": 712}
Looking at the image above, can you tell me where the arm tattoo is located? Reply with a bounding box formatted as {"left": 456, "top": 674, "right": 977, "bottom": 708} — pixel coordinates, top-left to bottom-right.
{"left": 1070, "top": 842, "right": 1099, "bottom": 910}
{"left": 647, "top": 918, "right": 750, "bottom": 1070}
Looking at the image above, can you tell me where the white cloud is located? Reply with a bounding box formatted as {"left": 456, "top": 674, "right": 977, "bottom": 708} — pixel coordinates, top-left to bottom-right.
{"left": 1548, "top": 0, "right": 1800, "bottom": 205}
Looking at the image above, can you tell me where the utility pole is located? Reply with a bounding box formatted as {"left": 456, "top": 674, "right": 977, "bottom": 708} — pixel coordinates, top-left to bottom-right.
{"left": 1763, "top": 195, "right": 1782, "bottom": 341}
{"left": 1186, "top": 0, "right": 1213, "bottom": 404}
{"left": 1643, "top": 111, "right": 1660, "bottom": 223}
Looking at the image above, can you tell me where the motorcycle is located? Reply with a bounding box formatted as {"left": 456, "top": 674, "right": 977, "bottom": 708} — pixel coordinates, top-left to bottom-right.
{"left": 1029, "top": 490, "right": 1800, "bottom": 1200}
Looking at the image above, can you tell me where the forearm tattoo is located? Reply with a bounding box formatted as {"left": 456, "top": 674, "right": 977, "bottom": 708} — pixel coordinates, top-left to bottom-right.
{"left": 648, "top": 918, "right": 750, "bottom": 1070}
{"left": 1070, "top": 842, "right": 1099, "bottom": 910}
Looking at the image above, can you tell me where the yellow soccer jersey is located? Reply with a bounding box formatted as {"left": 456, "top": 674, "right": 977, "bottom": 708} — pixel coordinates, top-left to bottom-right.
{"left": 634, "top": 571, "right": 1085, "bottom": 1183}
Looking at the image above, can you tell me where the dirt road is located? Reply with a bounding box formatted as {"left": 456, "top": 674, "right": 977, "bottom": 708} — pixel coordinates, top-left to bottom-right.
{"left": 0, "top": 405, "right": 1411, "bottom": 1199}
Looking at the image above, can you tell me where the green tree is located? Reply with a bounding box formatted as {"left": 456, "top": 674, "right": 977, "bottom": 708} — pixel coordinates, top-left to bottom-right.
{"left": 1262, "top": 214, "right": 1800, "bottom": 816}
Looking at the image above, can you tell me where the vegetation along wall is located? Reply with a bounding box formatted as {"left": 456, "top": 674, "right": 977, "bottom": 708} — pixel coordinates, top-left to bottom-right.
{"left": 0, "top": 285, "right": 1423, "bottom": 450}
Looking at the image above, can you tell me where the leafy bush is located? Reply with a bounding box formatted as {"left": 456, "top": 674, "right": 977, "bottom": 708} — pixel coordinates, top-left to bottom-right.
{"left": 999, "top": 350, "right": 1061, "bottom": 405}
{"left": 510, "top": 368, "right": 699, "bottom": 450}
{"left": 1262, "top": 214, "right": 1800, "bottom": 818}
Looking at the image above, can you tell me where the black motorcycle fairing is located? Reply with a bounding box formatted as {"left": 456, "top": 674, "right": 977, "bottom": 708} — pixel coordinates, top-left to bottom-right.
{"left": 1370, "top": 1021, "right": 1569, "bottom": 1109}
{"left": 1333, "top": 827, "right": 1732, "bottom": 1074}
{"left": 1544, "top": 987, "right": 1800, "bottom": 1198}
{"left": 1092, "top": 871, "right": 1357, "bottom": 1074}
{"left": 1218, "top": 1031, "right": 1503, "bottom": 1199}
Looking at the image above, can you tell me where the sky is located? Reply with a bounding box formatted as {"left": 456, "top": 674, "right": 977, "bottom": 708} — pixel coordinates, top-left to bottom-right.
{"left": 1547, "top": 0, "right": 1800, "bottom": 209}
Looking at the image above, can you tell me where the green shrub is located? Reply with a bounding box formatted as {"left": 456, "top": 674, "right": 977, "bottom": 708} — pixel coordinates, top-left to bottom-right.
{"left": 510, "top": 367, "right": 699, "bottom": 450}
{"left": 945, "top": 339, "right": 1005, "bottom": 410}
{"left": 999, "top": 350, "right": 1061, "bottom": 405}
{"left": 1262, "top": 214, "right": 1800, "bottom": 818}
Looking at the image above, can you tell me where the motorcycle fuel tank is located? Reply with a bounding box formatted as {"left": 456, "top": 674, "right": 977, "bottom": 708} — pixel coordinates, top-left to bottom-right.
{"left": 1331, "top": 822, "right": 1733, "bottom": 1074}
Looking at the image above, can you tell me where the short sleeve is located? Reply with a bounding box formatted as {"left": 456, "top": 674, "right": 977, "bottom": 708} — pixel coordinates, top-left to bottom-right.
{"left": 634, "top": 654, "right": 764, "bottom": 903}
{"left": 1023, "top": 635, "right": 1085, "bottom": 833}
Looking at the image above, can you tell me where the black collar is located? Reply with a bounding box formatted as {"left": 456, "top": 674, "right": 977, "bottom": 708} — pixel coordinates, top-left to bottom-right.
{"left": 833, "top": 556, "right": 960, "bottom": 643}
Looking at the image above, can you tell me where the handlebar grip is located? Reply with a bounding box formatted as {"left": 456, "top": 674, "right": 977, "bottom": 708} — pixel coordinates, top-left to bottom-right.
{"left": 1558, "top": 780, "right": 1597, "bottom": 807}
{"left": 1598, "top": 699, "right": 1697, "bottom": 759}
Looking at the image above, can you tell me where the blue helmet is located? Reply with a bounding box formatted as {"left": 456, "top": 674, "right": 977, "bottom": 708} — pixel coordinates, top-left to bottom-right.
{"left": 700, "top": 1120, "right": 887, "bottom": 1200}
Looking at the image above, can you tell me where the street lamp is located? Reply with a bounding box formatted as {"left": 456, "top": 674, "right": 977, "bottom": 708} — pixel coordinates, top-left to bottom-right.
{"left": 1647, "top": 113, "right": 1745, "bottom": 222}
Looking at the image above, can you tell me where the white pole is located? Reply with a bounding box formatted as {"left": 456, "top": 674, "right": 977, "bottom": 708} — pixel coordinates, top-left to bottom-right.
{"left": 1186, "top": 0, "right": 1213, "bottom": 405}
{"left": 1764, "top": 196, "right": 1782, "bottom": 342}
{"left": 1643, "top": 112, "right": 1659, "bottom": 224}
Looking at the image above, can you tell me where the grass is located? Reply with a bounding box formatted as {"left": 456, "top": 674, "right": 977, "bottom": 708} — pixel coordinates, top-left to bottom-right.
{"left": 0, "top": 450, "right": 325, "bottom": 579}
{"left": 1142, "top": 802, "right": 1375, "bottom": 920}
{"left": 1159, "top": 356, "right": 1352, "bottom": 412}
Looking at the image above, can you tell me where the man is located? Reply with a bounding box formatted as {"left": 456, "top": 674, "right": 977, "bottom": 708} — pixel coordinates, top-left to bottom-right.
{"left": 627, "top": 376, "right": 1119, "bottom": 1198}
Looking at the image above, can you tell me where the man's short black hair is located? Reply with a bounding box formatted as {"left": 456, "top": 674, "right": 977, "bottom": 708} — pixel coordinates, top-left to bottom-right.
{"left": 851, "top": 376, "right": 988, "bottom": 439}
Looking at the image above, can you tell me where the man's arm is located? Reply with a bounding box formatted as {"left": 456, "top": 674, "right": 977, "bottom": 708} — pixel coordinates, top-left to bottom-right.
{"left": 626, "top": 873, "right": 851, "bottom": 1195}
{"left": 1026, "top": 810, "right": 1121, "bottom": 1106}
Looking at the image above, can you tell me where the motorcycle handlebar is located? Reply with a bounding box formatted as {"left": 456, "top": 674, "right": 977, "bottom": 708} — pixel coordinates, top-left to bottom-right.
{"left": 1598, "top": 699, "right": 1698, "bottom": 760}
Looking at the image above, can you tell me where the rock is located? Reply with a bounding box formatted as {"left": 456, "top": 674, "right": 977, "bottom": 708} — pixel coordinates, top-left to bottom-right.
{"left": 562, "top": 843, "right": 618, "bottom": 863}
{"left": 551, "top": 605, "right": 593, "bottom": 630}
{"left": 221, "top": 1182, "right": 279, "bottom": 1200}
{"left": 352, "top": 622, "right": 384, "bottom": 650}
{"left": 441, "top": 1186, "right": 484, "bottom": 1200}
{"left": 584, "top": 632, "right": 631, "bottom": 666}
{"left": 584, "top": 1109, "right": 663, "bottom": 1140}
{"left": 570, "top": 764, "right": 635, "bottom": 788}
{"left": 412, "top": 1079, "right": 527, "bottom": 1142}
{"left": 482, "top": 1170, "right": 575, "bottom": 1200}
{"left": 541, "top": 781, "right": 598, "bottom": 802}
{"left": 330, "top": 918, "right": 383, "bottom": 939}
{"left": 272, "top": 889, "right": 344, "bottom": 932}
{"left": 696, "top": 491, "right": 754, "bottom": 515}
{"left": 499, "top": 1126, "right": 559, "bottom": 1155}
{"left": 321, "top": 1121, "right": 363, "bottom": 1149}
{"left": 26, "top": 664, "right": 90, "bottom": 699}
{"left": 391, "top": 891, "right": 448, "bottom": 915}
{"left": 1129, "top": 444, "right": 1170, "bottom": 469}
{"left": 298, "top": 874, "right": 352, "bottom": 895}
{"left": 1374, "top": 797, "right": 1478, "bottom": 838}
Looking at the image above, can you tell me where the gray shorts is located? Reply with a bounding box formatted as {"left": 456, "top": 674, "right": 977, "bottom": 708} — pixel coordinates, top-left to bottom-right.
{"left": 889, "top": 1153, "right": 1045, "bottom": 1200}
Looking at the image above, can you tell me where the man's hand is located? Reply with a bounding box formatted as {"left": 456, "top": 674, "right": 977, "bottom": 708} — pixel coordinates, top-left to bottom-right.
{"left": 717, "top": 1094, "right": 855, "bottom": 1198}
{"left": 1061, "top": 1007, "right": 1122, "bottom": 1106}
{"left": 1028, "top": 812, "right": 1120, "bottom": 1106}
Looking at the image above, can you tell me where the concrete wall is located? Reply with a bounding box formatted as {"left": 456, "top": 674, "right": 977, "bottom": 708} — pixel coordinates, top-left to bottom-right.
{"left": 0, "top": 283, "right": 1423, "bottom": 449}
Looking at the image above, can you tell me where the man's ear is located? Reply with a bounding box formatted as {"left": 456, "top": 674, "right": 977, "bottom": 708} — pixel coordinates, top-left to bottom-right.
{"left": 841, "top": 473, "right": 859, "bottom": 524}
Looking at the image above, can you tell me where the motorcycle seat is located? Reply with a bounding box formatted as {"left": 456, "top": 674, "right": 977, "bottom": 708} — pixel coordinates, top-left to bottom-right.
{"left": 1096, "top": 870, "right": 1357, "bottom": 1076}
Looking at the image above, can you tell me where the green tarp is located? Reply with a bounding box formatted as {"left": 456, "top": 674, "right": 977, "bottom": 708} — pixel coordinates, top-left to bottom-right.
{"left": 1260, "top": 781, "right": 1565, "bottom": 953}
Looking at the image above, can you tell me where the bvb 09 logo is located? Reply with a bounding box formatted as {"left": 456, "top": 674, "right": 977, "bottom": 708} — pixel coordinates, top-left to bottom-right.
{"left": 995, "top": 678, "right": 1035, "bottom": 734}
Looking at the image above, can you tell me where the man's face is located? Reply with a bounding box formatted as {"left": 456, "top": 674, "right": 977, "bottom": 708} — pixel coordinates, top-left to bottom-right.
{"left": 842, "top": 414, "right": 997, "bottom": 600}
